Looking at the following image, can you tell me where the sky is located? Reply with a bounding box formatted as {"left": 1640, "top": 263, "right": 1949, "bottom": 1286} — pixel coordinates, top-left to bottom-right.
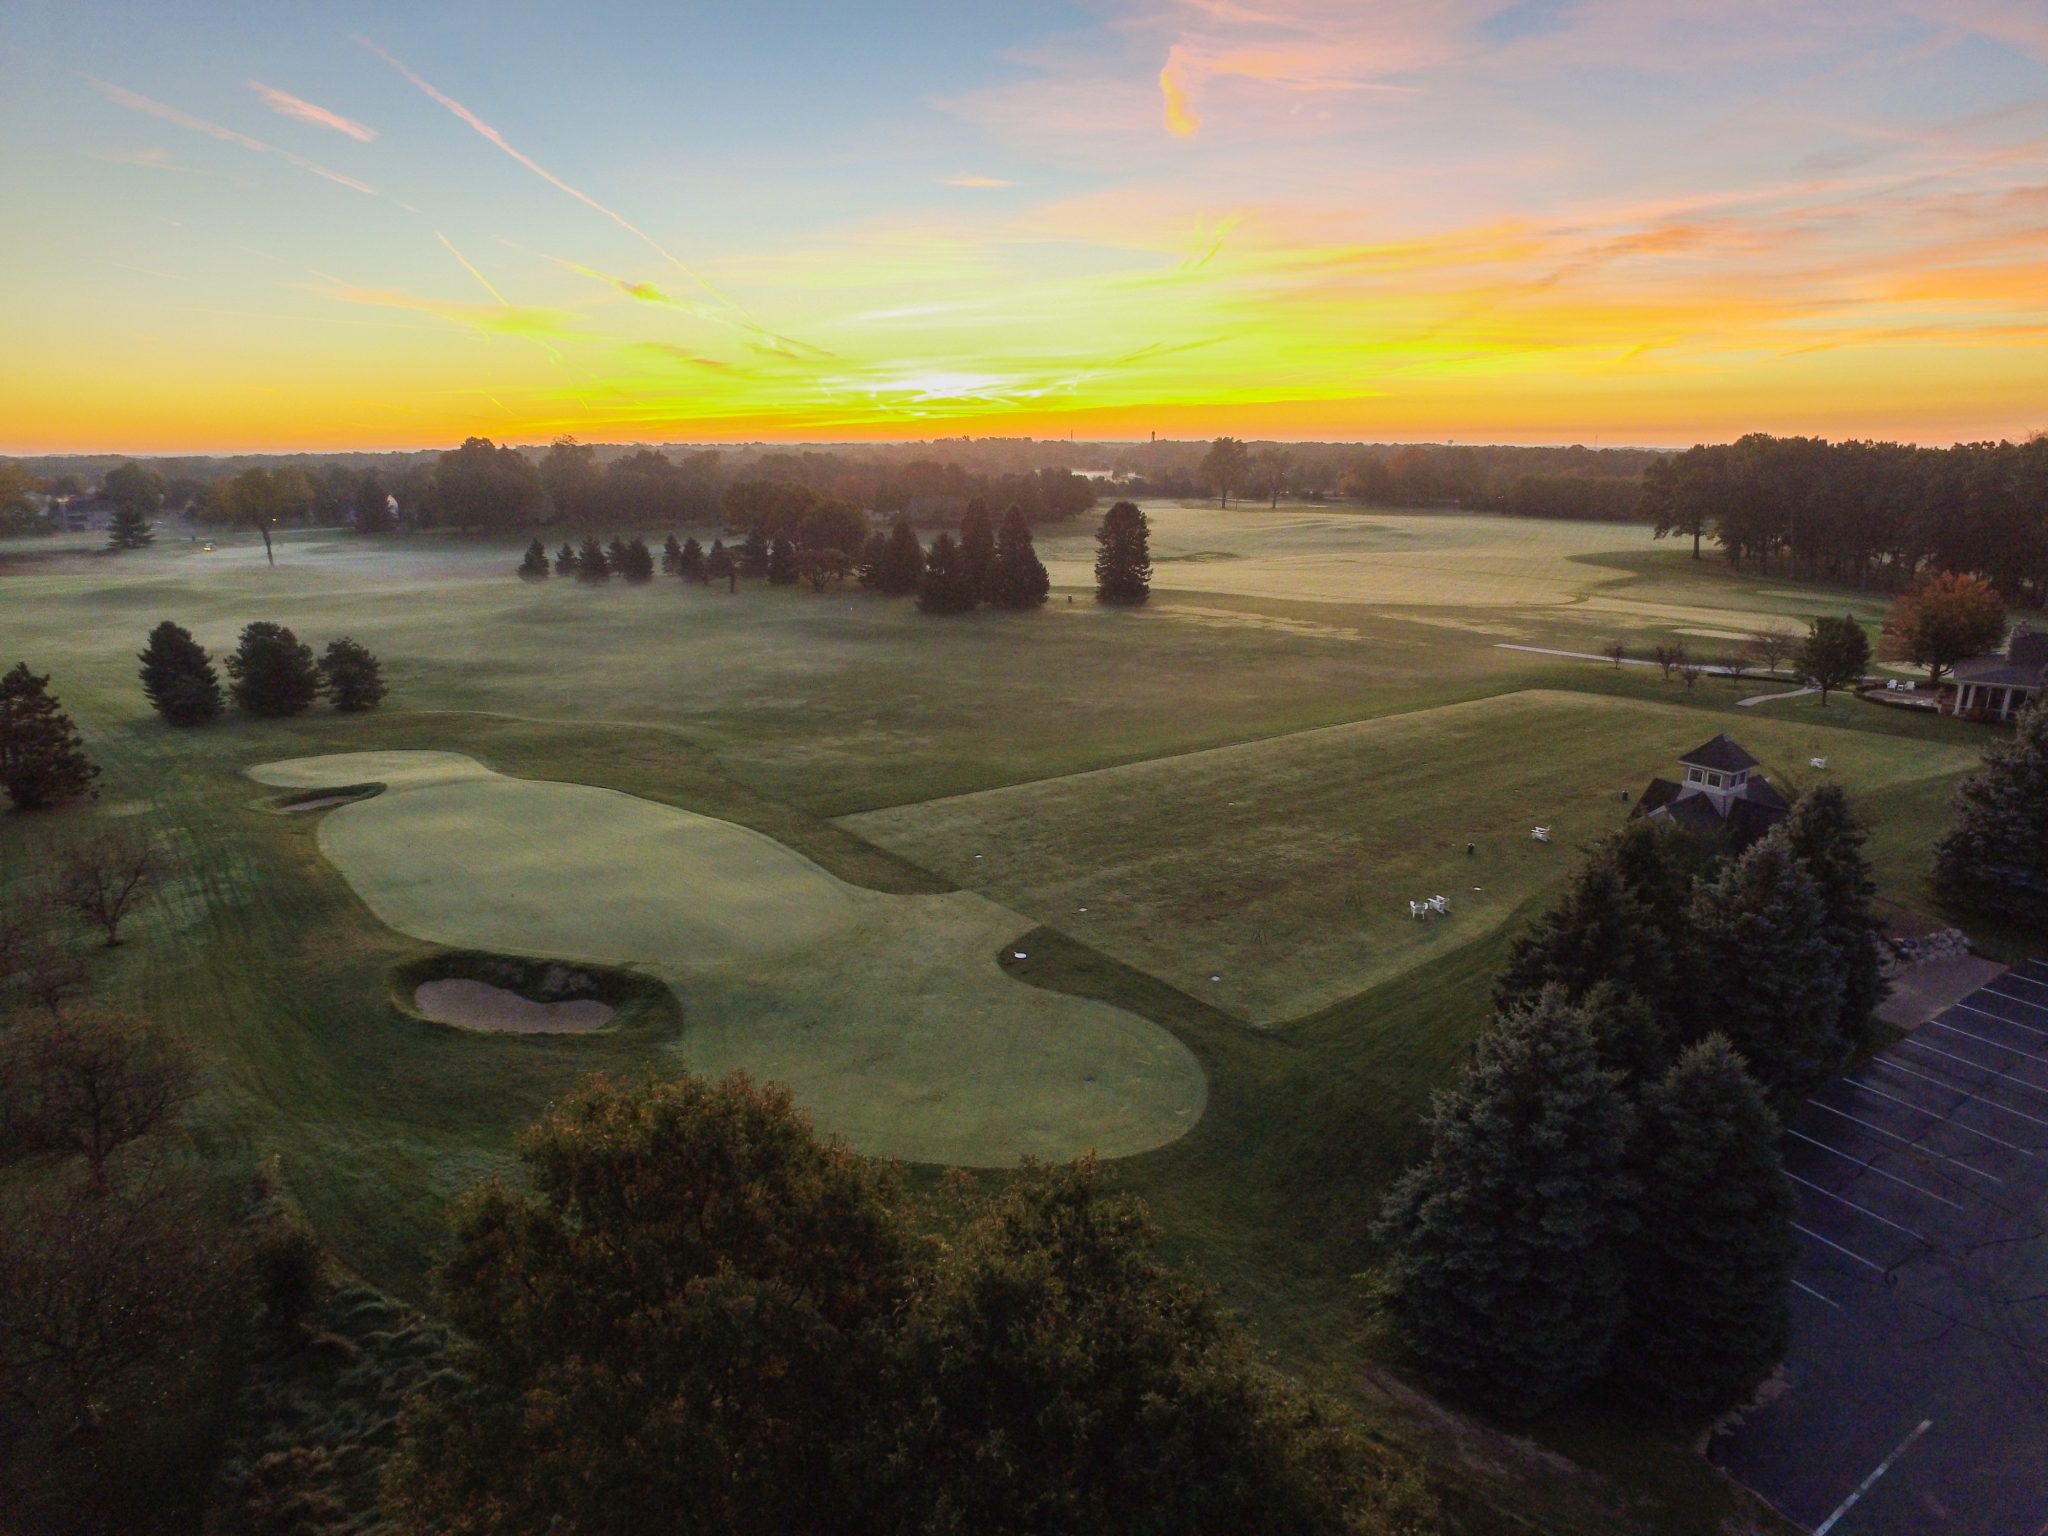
{"left": 2, "top": 0, "right": 2046, "bottom": 452}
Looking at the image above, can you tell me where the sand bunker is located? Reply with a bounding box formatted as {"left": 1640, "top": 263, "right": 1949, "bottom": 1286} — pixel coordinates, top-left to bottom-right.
{"left": 280, "top": 793, "right": 367, "bottom": 813}
{"left": 414, "top": 978, "right": 614, "bottom": 1034}
{"left": 245, "top": 750, "right": 1204, "bottom": 1167}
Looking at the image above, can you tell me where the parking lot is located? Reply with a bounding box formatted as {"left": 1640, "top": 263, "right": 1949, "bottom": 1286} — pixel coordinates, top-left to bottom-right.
{"left": 1716, "top": 959, "right": 2048, "bottom": 1534}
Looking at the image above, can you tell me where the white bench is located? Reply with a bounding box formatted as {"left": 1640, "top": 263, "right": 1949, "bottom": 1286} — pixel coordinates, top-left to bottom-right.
{"left": 1531, "top": 826, "right": 1552, "bottom": 843}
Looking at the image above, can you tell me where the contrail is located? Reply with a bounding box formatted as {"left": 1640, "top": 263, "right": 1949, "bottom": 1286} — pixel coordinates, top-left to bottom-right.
{"left": 437, "top": 231, "right": 509, "bottom": 306}
{"left": 356, "top": 37, "right": 722, "bottom": 298}
{"left": 89, "top": 77, "right": 378, "bottom": 196}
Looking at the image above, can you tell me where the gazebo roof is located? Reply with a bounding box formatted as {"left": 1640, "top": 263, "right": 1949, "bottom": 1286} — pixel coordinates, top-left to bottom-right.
{"left": 1677, "top": 733, "right": 1760, "bottom": 772}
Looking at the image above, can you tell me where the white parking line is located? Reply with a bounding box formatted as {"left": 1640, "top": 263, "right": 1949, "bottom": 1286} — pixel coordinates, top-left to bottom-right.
{"left": 1788, "top": 1173, "right": 1931, "bottom": 1244}
{"left": 1792, "top": 1277, "right": 1842, "bottom": 1310}
{"left": 1803, "top": 1101, "right": 2006, "bottom": 1184}
{"left": 1948, "top": 999, "right": 2048, "bottom": 1039}
{"left": 1794, "top": 1221, "right": 1887, "bottom": 1273}
{"left": 1875, "top": 1057, "right": 2048, "bottom": 1129}
{"left": 1785, "top": 1129, "right": 1965, "bottom": 1208}
{"left": 1847, "top": 1080, "right": 2036, "bottom": 1156}
{"left": 1982, "top": 985, "right": 2048, "bottom": 1009}
{"left": 1929, "top": 1017, "right": 2048, "bottom": 1056}
{"left": 1903, "top": 1037, "right": 2048, "bottom": 1104}
{"left": 1814, "top": 1419, "right": 1934, "bottom": 1536}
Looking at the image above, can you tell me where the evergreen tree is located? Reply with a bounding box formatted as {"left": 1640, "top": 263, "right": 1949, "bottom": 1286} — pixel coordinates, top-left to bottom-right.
{"left": 707, "top": 538, "right": 735, "bottom": 591}
{"left": 225, "top": 622, "right": 319, "bottom": 717}
{"left": 518, "top": 539, "right": 550, "bottom": 580}
{"left": 1618, "top": 1037, "right": 1798, "bottom": 1421}
{"left": 554, "top": 542, "right": 579, "bottom": 576}
{"left": 661, "top": 533, "right": 683, "bottom": 575}
{"left": 606, "top": 536, "right": 630, "bottom": 572}
{"left": 1375, "top": 988, "right": 1636, "bottom": 1414}
{"left": 988, "top": 505, "right": 1051, "bottom": 609}
{"left": 105, "top": 504, "right": 155, "bottom": 551}
{"left": 917, "top": 532, "right": 977, "bottom": 614}
{"left": 1933, "top": 696, "right": 2048, "bottom": 917}
{"left": 318, "top": 637, "right": 387, "bottom": 712}
{"left": 136, "top": 620, "right": 223, "bottom": 726}
{"left": 741, "top": 525, "right": 770, "bottom": 577}
{"left": 0, "top": 663, "right": 100, "bottom": 810}
{"left": 767, "top": 536, "right": 799, "bottom": 586}
{"left": 856, "top": 529, "right": 889, "bottom": 589}
{"left": 1781, "top": 783, "right": 1888, "bottom": 1053}
{"left": 957, "top": 499, "right": 996, "bottom": 601}
{"left": 679, "top": 535, "right": 705, "bottom": 583}
{"left": 619, "top": 537, "right": 656, "bottom": 583}
{"left": 1094, "top": 499, "right": 1152, "bottom": 605}
{"left": 102, "top": 462, "right": 161, "bottom": 551}
{"left": 1688, "top": 834, "right": 1847, "bottom": 1113}
{"left": 1495, "top": 819, "right": 1706, "bottom": 1055}
{"left": 577, "top": 537, "right": 611, "bottom": 583}
{"left": 875, "top": 519, "right": 923, "bottom": 595}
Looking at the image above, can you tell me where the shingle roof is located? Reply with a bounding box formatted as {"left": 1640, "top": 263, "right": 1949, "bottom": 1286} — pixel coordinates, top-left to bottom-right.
{"left": 1955, "top": 655, "right": 2047, "bottom": 688}
{"left": 1678, "top": 733, "right": 1760, "bottom": 772}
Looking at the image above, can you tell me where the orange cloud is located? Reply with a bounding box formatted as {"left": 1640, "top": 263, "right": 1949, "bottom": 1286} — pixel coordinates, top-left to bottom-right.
{"left": 248, "top": 82, "right": 378, "bottom": 142}
{"left": 1160, "top": 49, "right": 1201, "bottom": 135}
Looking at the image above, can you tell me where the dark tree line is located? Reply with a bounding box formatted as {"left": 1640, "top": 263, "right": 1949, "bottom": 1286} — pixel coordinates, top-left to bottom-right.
{"left": 386, "top": 1071, "right": 1431, "bottom": 1536}
{"left": 1642, "top": 434, "right": 2048, "bottom": 602}
{"left": 135, "top": 622, "right": 384, "bottom": 723}
{"left": 1377, "top": 791, "right": 1884, "bottom": 1420}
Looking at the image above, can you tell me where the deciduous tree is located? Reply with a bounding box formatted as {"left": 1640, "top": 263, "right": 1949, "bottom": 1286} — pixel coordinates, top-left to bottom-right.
{"left": 1199, "top": 438, "right": 1251, "bottom": 508}
{"left": 2, "top": 1009, "right": 196, "bottom": 1185}
{"left": 0, "top": 663, "right": 98, "bottom": 810}
{"left": 137, "top": 620, "right": 222, "bottom": 726}
{"left": 1881, "top": 571, "right": 2007, "bottom": 685}
{"left": 1799, "top": 614, "right": 1871, "bottom": 705}
{"left": 52, "top": 827, "right": 157, "bottom": 947}
{"left": 388, "top": 1072, "right": 911, "bottom": 1536}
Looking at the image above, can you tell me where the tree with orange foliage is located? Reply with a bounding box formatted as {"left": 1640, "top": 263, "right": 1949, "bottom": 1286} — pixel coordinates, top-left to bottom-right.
{"left": 1882, "top": 571, "right": 2007, "bottom": 686}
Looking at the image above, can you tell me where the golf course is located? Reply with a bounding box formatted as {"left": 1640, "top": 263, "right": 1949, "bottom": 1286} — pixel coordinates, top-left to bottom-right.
{"left": 0, "top": 500, "right": 2005, "bottom": 1530}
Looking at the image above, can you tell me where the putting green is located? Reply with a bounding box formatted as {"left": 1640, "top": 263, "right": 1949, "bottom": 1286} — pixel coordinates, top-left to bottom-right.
{"left": 247, "top": 751, "right": 1204, "bottom": 1166}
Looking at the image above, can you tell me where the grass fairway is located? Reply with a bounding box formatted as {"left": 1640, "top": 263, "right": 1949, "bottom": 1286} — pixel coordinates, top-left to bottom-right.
{"left": 248, "top": 751, "right": 1204, "bottom": 1167}
{"left": 845, "top": 688, "right": 1983, "bottom": 1022}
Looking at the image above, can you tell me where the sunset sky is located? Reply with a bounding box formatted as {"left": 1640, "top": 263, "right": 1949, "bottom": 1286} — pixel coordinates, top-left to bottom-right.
{"left": 3, "top": 0, "right": 2046, "bottom": 451}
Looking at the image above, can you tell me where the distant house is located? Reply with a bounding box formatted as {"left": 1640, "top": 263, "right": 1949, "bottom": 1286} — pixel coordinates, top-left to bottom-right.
{"left": 1953, "top": 625, "right": 2047, "bottom": 723}
{"left": 1631, "top": 733, "right": 1789, "bottom": 852}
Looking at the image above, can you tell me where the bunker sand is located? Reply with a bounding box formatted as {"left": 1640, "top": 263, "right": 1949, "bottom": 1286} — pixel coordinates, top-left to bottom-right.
{"left": 248, "top": 751, "right": 1204, "bottom": 1166}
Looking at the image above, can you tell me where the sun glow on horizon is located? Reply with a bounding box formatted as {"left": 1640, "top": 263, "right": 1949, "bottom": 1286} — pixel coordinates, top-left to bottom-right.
{"left": 4, "top": 1, "right": 2046, "bottom": 452}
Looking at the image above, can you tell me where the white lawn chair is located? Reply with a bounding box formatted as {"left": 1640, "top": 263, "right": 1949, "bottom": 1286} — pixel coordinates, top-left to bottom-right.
{"left": 1886, "top": 679, "right": 1898, "bottom": 691}
{"left": 1428, "top": 894, "right": 1451, "bottom": 916}
{"left": 1531, "top": 826, "right": 1552, "bottom": 843}
{"left": 1408, "top": 900, "right": 1429, "bottom": 920}
{"left": 1810, "top": 757, "right": 1827, "bottom": 770}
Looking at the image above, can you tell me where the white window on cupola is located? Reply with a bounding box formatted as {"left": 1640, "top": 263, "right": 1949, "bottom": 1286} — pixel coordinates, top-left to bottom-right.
{"left": 1687, "top": 767, "right": 1704, "bottom": 784}
{"left": 1707, "top": 772, "right": 1723, "bottom": 788}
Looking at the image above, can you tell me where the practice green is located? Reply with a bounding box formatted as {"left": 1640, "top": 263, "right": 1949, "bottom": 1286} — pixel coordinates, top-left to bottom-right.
{"left": 248, "top": 751, "right": 1205, "bottom": 1165}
